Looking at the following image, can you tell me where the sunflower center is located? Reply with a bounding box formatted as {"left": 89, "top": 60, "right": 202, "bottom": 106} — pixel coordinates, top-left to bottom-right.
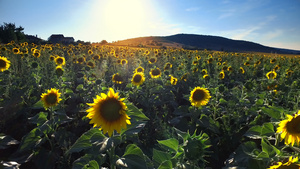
{"left": 45, "top": 93, "right": 58, "bottom": 105}
{"left": 192, "top": 90, "right": 205, "bottom": 101}
{"left": 56, "top": 58, "right": 63, "bottom": 64}
{"left": 133, "top": 74, "right": 142, "bottom": 83}
{"left": 100, "top": 98, "right": 122, "bottom": 121}
{"left": 152, "top": 69, "right": 160, "bottom": 76}
{"left": 137, "top": 68, "right": 143, "bottom": 72}
{"left": 113, "top": 74, "right": 123, "bottom": 82}
{"left": 0, "top": 60, "right": 6, "bottom": 68}
{"left": 286, "top": 116, "right": 300, "bottom": 134}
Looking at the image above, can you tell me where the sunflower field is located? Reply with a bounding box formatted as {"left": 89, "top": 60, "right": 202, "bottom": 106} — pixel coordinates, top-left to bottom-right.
{"left": 1, "top": 41, "right": 300, "bottom": 169}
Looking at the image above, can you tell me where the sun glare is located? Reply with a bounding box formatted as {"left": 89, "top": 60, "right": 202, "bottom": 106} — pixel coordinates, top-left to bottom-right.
{"left": 101, "top": 0, "right": 149, "bottom": 41}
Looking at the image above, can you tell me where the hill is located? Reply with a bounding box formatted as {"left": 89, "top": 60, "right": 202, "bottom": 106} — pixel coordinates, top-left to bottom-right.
{"left": 112, "top": 33, "right": 300, "bottom": 54}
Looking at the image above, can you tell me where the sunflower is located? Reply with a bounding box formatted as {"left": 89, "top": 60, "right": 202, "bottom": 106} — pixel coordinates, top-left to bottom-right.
{"left": 92, "top": 54, "right": 100, "bottom": 60}
{"left": 189, "top": 87, "right": 211, "bottom": 107}
{"left": 192, "top": 60, "right": 199, "bottom": 65}
{"left": 164, "top": 62, "right": 172, "bottom": 71}
{"left": 148, "top": 57, "right": 157, "bottom": 64}
{"left": 55, "top": 66, "right": 64, "bottom": 76}
{"left": 268, "top": 156, "right": 300, "bottom": 169}
{"left": 276, "top": 111, "right": 300, "bottom": 146}
{"left": 12, "top": 47, "right": 20, "bottom": 54}
{"left": 203, "top": 74, "right": 210, "bottom": 80}
{"left": 88, "top": 49, "right": 93, "bottom": 55}
{"left": 149, "top": 68, "right": 161, "bottom": 79}
{"left": 239, "top": 67, "right": 245, "bottom": 74}
{"left": 131, "top": 72, "right": 145, "bottom": 86}
{"left": 266, "top": 70, "right": 277, "bottom": 79}
{"left": 55, "top": 56, "right": 66, "bottom": 66}
{"left": 134, "top": 66, "right": 144, "bottom": 73}
{"left": 86, "top": 88, "right": 131, "bottom": 137}
{"left": 169, "top": 75, "right": 178, "bottom": 85}
{"left": 219, "top": 71, "right": 225, "bottom": 79}
{"left": 87, "top": 61, "right": 95, "bottom": 68}
{"left": 33, "top": 52, "right": 40, "bottom": 58}
{"left": 77, "top": 56, "right": 86, "bottom": 64}
{"left": 207, "top": 58, "right": 213, "bottom": 64}
{"left": 201, "top": 69, "right": 208, "bottom": 75}
{"left": 227, "top": 66, "right": 233, "bottom": 72}
{"left": 112, "top": 73, "right": 124, "bottom": 84}
{"left": 49, "top": 55, "right": 55, "bottom": 61}
{"left": 121, "top": 59, "right": 128, "bottom": 65}
{"left": 181, "top": 73, "right": 188, "bottom": 81}
{"left": 270, "top": 58, "right": 276, "bottom": 64}
{"left": 40, "top": 88, "right": 62, "bottom": 109}
{"left": 0, "top": 56, "right": 11, "bottom": 72}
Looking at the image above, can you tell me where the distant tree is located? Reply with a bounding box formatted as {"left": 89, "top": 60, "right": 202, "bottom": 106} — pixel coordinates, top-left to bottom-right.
{"left": 100, "top": 40, "right": 108, "bottom": 45}
{"left": 0, "top": 22, "right": 27, "bottom": 43}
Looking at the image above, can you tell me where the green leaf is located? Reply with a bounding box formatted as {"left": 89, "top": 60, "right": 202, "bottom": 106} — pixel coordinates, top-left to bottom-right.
{"left": 66, "top": 128, "right": 101, "bottom": 154}
{"left": 175, "top": 128, "right": 189, "bottom": 142}
{"left": 76, "top": 84, "right": 84, "bottom": 91}
{"left": 73, "top": 154, "right": 106, "bottom": 169}
{"left": 261, "top": 107, "right": 281, "bottom": 120}
{"left": 65, "top": 88, "right": 73, "bottom": 95}
{"left": 158, "top": 160, "right": 172, "bottom": 169}
{"left": 255, "top": 99, "right": 264, "bottom": 106}
{"left": 28, "top": 112, "right": 48, "bottom": 126}
{"left": 261, "top": 122, "right": 274, "bottom": 137}
{"left": 19, "top": 128, "right": 42, "bottom": 152}
{"left": 257, "top": 151, "right": 269, "bottom": 159}
{"left": 261, "top": 139, "right": 276, "bottom": 158}
{"left": 32, "top": 100, "right": 44, "bottom": 109}
{"left": 83, "top": 160, "right": 99, "bottom": 169}
{"left": 126, "top": 103, "right": 149, "bottom": 121}
{"left": 244, "top": 125, "right": 262, "bottom": 139}
{"left": 118, "top": 144, "right": 147, "bottom": 169}
{"left": 157, "top": 138, "right": 178, "bottom": 152}
{"left": 152, "top": 149, "right": 172, "bottom": 167}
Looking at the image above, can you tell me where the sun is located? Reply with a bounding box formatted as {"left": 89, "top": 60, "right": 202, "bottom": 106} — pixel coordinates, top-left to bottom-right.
{"left": 101, "top": 0, "right": 149, "bottom": 40}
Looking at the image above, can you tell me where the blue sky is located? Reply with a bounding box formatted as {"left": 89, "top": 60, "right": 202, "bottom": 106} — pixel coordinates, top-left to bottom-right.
{"left": 1, "top": 0, "right": 300, "bottom": 50}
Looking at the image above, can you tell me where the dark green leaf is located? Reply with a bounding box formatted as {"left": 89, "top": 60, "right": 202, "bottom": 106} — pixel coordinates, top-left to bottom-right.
{"left": 118, "top": 144, "right": 147, "bottom": 169}
{"left": 66, "top": 128, "right": 101, "bottom": 154}
{"left": 152, "top": 149, "right": 172, "bottom": 167}
{"left": 261, "top": 107, "right": 281, "bottom": 120}
{"left": 158, "top": 160, "right": 172, "bottom": 169}
{"left": 19, "top": 128, "right": 42, "bottom": 152}
{"left": 261, "top": 123, "right": 274, "bottom": 137}
{"left": 83, "top": 160, "right": 99, "bottom": 169}
{"left": 28, "top": 112, "right": 48, "bottom": 126}
{"left": 157, "top": 138, "right": 178, "bottom": 152}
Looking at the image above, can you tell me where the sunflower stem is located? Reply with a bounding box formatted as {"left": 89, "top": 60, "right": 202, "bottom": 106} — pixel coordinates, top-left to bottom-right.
{"left": 109, "top": 141, "right": 116, "bottom": 169}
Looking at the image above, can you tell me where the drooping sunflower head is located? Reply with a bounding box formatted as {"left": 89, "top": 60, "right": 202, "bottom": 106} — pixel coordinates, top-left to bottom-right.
{"left": 276, "top": 111, "right": 300, "bottom": 146}
{"left": 112, "top": 73, "right": 124, "bottom": 84}
{"left": 40, "top": 88, "right": 62, "bottom": 109}
{"left": 131, "top": 72, "right": 145, "bottom": 86}
{"left": 0, "top": 56, "right": 11, "bottom": 72}
{"left": 203, "top": 74, "right": 210, "bottom": 80}
{"left": 77, "top": 56, "right": 86, "bottom": 64}
{"left": 49, "top": 55, "right": 55, "bottom": 61}
{"left": 55, "top": 66, "right": 64, "bottom": 76}
{"left": 88, "top": 49, "right": 93, "bottom": 55}
{"left": 149, "top": 68, "right": 161, "bottom": 79}
{"left": 227, "top": 66, "right": 233, "bottom": 72}
{"left": 55, "top": 56, "right": 66, "bottom": 66}
{"left": 239, "top": 67, "right": 245, "bottom": 74}
{"left": 266, "top": 70, "right": 277, "bottom": 79}
{"left": 202, "top": 69, "right": 208, "bottom": 75}
{"left": 87, "top": 60, "right": 95, "bottom": 68}
{"left": 219, "top": 71, "right": 225, "bottom": 79}
{"left": 189, "top": 87, "right": 211, "bottom": 107}
{"left": 164, "top": 62, "right": 172, "bottom": 71}
{"left": 86, "top": 88, "right": 131, "bottom": 137}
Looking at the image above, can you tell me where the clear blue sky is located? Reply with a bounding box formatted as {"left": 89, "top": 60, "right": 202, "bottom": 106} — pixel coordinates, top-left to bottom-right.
{"left": 1, "top": 0, "right": 300, "bottom": 50}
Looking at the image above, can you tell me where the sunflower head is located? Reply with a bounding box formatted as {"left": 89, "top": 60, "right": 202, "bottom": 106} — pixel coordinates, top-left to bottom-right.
{"left": 86, "top": 88, "right": 131, "bottom": 137}
{"left": 164, "top": 63, "right": 172, "bottom": 71}
{"left": 266, "top": 70, "right": 277, "bottom": 79}
{"left": 131, "top": 72, "right": 145, "bottom": 86}
{"left": 148, "top": 57, "right": 157, "bottom": 64}
{"left": 268, "top": 156, "right": 300, "bottom": 169}
{"left": 40, "top": 88, "right": 62, "bottom": 109}
{"left": 239, "top": 67, "right": 245, "bottom": 74}
{"left": 149, "top": 68, "right": 161, "bottom": 79}
{"left": 169, "top": 75, "right": 178, "bottom": 85}
{"left": 0, "top": 56, "right": 11, "bottom": 72}
{"left": 189, "top": 87, "right": 211, "bottom": 107}
{"left": 12, "top": 48, "right": 20, "bottom": 54}
{"left": 55, "top": 66, "right": 64, "bottom": 76}
{"left": 121, "top": 59, "right": 128, "bottom": 65}
{"left": 219, "top": 71, "right": 225, "bottom": 79}
{"left": 134, "top": 66, "right": 144, "bottom": 73}
{"left": 87, "top": 60, "right": 95, "bottom": 68}
{"left": 55, "top": 56, "right": 66, "bottom": 66}
{"left": 276, "top": 111, "right": 300, "bottom": 146}
{"left": 112, "top": 73, "right": 124, "bottom": 84}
